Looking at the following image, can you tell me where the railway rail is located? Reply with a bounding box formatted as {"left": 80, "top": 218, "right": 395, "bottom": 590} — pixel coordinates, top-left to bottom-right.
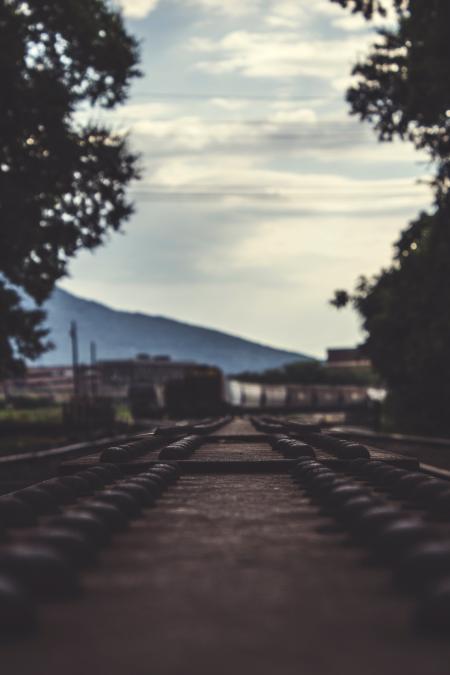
{"left": 0, "top": 417, "right": 227, "bottom": 493}
{"left": 329, "top": 425, "right": 450, "bottom": 473}
{"left": 0, "top": 430, "right": 151, "bottom": 496}
{"left": 1, "top": 415, "right": 450, "bottom": 674}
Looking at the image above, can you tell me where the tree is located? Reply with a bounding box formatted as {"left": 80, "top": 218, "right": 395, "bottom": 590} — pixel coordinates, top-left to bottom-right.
{"left": 332, "top": 1, "right": 450, "bottom": 178}
{"left": 331, "top": 1, "right": 404, "bottom": 19}
{"left": 0, "top": 0, "right": 140, "bottom": 376}
{"left": 332, "top": 201, "right": 450, "bottom": 433}
{"left": 330, "top": 0, "right": 450, "bottom": 433}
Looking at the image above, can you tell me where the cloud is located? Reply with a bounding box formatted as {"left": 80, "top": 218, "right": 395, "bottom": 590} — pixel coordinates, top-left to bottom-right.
{"left": 264, "top": 2, "right": 307, "bottom": 29}
{"left": 59, "top": 203, "right": 407, "bottom": 356}
{"left": 65, "top": 0, "right": 429, "bottom": 358}
{"left": 186, "top": 0, "right": 261, "bottom": 17}
{"left": 269, "top": 107, "right": 317, "bottom": 124}
{"left": 116, "top": 0, "right": 160, "bottom": 18}
{"left": 131, "top": 153, "right": 431, "bottom": 217}
{"left": 96, "top": 99, "right": 427, "bottom": 181}
{"left": 111, "top": 106, "right": 375, "bottom": 161}
{"left": 189, "top": 30, "right": 373, "bottom": 81}
{"left": 128, "top": 116, "right": 364, "bottom": 158}
{"left": 209, "top": 98, "right": 249, "bottom": 111}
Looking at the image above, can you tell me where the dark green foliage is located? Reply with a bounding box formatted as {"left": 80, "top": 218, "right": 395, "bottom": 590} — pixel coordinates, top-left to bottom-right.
{"left": 334, "top": 203, "right": 450, "bottom": 434}
{"left": 331, "top": 0, "right": 450, "bottom": 433}
{"left": 0, "top": 0, "right": 140, "bottom": 375}
{"left": 0, "top": 282, "right": 49, "bottom": 377}
{"left": 332, "top": 1, "right": 450, "bottom": 192}
{"left": 331, "top": 0, "right": 405, "bottom": 19}
{"left": 344, "top": 0, "right": 450, "bottom": 188}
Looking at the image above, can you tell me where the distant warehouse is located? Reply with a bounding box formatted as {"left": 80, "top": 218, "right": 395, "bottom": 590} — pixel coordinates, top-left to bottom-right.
{"left": 325, "top": 347, "right": 371, "bottom": 369}
{"left": 98, "top": 353, "right": 201, "bottom": 399}
{"left": 3, "top": 354, "right": 219, "bottom": 403}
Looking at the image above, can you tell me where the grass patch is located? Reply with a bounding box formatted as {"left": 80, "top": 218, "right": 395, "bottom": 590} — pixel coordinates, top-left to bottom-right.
{"left": 0, "top": 405, "right": 63, "bottom": 425}
{"left": 0, "top": 433, "right": 68, "bottom": 455}
{"left": 115, "top": 402, "right": 133, "bottom": 425}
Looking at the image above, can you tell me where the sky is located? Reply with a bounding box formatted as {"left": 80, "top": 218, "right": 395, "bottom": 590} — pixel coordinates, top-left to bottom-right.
{"left": 60, "top": 0, "right": 433, "bottom": 359}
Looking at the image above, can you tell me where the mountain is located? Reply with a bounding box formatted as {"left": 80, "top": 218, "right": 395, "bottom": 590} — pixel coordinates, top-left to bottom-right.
{"left": 36, "top": 287, "right": 313, "bottom": 374}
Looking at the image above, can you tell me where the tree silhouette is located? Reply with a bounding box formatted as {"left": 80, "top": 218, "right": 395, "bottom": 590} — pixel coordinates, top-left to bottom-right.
{"left": 330, "top": 0, "right": 450, "bottom": 433}
{"left": 0, "top": 0, "right": 140, "bottom": 376}
{"left": 331, "top": 0, "right": 405, "bottom": 19}
{"left": 343, "top": 0, "right": 449, "bottom": 189}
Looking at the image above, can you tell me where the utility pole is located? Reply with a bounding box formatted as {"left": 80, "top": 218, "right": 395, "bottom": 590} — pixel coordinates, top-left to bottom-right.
{"left": 69, "top": 321, "right": 79, "bottom": 398}
{"left": 90, "top": 340, "right": 97, "bottom": 398}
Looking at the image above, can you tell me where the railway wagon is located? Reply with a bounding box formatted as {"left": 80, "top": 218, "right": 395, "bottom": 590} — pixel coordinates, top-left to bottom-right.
{"left": 165, "top": 366, "right": 225, "bottom": 418}
{"left": 313, "top": 385, "right": 351, "bottom": 409}
{"left": 236, "top": 382, "right": 262, "bottom": 408}
{"left": 285, "top": 385, "right": 314, "bottom": 408}
{"left": 128, "top": 382, "right": 161, "bottom": 419}
{"left": 339, "top": 385, "right": 370, "bottom": 407}
{"left": 234, "top": 382, "right": 372, "bottom": 411}
{"left": 259, "top": 384, "right": 288, "bottom": 407}
{"left": 127, "top": 365, "right": 225, "bottom": 419}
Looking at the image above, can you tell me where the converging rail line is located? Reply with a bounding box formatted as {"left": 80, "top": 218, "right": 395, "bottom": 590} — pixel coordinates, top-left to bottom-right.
{"left": 0, "top": 430, "right": 154, "bottom": 496}
{"left": 329, "top": 425, "right": 450, "bottom": 473}
{"left": 1, "top": 415, "right": 450, "bottom": 675}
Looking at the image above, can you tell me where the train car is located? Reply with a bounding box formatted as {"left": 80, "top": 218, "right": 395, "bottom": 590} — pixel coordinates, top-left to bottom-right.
{"left": 260, "top": 385, "right": 287, "bottom": 408}
{"left": 339, "top": 386, "right": 369, "bottom": 407}
{"left": 165, "top": 366, "right": 225, "bottom": 418}
{"left": 313, "top": 386, "right": 342, "bottom": 410}
{"left": 237, "top": 382, "right": 262, "bottom": 408}
{"left": 285, "top": 385, "right": 315, "bottom": 409}
{"left": 128, "top": 382, "right": 161, "bottom": 419}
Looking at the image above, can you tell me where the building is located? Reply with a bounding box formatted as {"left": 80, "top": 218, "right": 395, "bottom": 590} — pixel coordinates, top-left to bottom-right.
{"left": 4, "top": 365, "right": 76, "bottom": 402}
{"left": 3, "top": 354, "right": 207, "bottom": 403}
{"left": 325, "top": 347, "right": 371, "bottom": 369}
{"left": 97, "top": 354, "right": 200, "bottom": 400}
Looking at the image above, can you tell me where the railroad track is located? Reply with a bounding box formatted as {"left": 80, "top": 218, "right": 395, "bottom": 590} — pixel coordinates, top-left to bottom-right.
{"left": 0, "top": 417, "right": 223, "bottom": 492}
{"left": 329, "top": 425, "right": 450, "bottom": 473}
{"left": 1, "top": 415, "right": 450, "bottom": 675}
{"left": 0, "top": 430, "right": 152, "bottom": 495}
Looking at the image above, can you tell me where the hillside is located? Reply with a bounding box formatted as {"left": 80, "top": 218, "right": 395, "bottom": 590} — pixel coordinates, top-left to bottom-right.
{"left": 36, "top": 288, "right": 313, "bottom": 374}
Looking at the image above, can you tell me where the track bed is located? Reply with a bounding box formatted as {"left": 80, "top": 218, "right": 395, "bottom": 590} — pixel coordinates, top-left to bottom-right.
{"left": 2, "top": 416, "right": 450, "bottom": 674}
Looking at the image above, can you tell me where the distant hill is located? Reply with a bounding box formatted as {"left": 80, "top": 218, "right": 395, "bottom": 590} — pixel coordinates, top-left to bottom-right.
{"left": 36, "top": 287, "right": 313, "bottom": 374}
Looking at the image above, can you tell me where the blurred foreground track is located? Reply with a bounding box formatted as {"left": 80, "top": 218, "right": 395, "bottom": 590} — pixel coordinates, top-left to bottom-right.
{"left": 2, "top": 416, "right": 450, "bottom": 675}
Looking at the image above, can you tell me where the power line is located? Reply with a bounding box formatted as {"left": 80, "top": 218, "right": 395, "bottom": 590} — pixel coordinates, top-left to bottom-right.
{"left": 107, "top": 117, "right": 364, "bottom": 127}
{"left": 131, "top": 183, "right": 424, "bottom": 193}
{"left": 129, "top": 189, "right": 426, "bottom": 201}
{"left": 129, "top": 91, "right": 332, "bottom": 102}
{"left": 77, "top": 110, "right": 371, "bottom": 137}
{"left": 109, "top": 123, "right": 368, "bottom": 138}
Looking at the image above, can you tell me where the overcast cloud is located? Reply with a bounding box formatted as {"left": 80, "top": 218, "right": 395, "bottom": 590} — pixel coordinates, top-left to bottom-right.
{"left": 61, "top": 0, "right": 432, "bottom": 358}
